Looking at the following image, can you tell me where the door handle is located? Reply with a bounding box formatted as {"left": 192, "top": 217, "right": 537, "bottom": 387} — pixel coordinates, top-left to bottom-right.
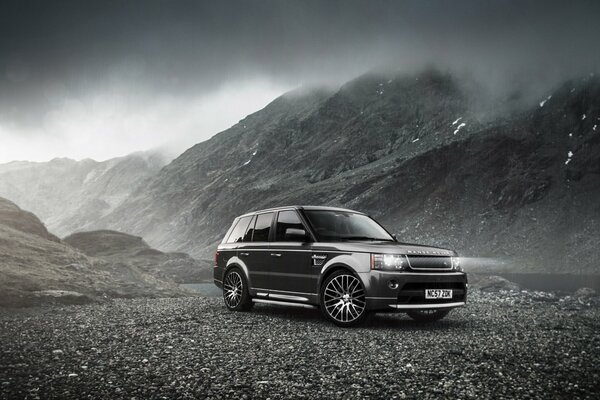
{"left": 270, "top": 253, "right": 282, "bottom": 257}
{"left": 240, "top": 252, "right": 250, "bottom": 256}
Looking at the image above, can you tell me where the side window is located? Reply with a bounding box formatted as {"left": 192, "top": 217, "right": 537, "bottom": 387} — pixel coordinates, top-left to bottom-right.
{"left": 226, "top": 216, "right": 252, "bottom": 243}
{"left": 252, "top": 213, "right": 274, "bottom": 242}
{"left": 275, "top": 211, "right": 306, "bottom": 241}
{"left": 242, "top": 215, "right": 257, "bottom": 242}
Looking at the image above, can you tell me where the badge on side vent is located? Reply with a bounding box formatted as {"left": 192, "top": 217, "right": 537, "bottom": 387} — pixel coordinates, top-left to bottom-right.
{"left": 311, "top": 254, "right": 327, "bottom": 266}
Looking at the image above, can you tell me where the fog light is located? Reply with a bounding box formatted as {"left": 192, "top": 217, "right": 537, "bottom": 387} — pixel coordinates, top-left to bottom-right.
{"left": 388, "top": 280, "right": 399, "bottom": 289}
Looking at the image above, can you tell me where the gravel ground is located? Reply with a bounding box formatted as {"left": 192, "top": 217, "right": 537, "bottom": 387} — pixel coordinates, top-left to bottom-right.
{"left": 1, "top": 291, "right": 599, "bottom": 399}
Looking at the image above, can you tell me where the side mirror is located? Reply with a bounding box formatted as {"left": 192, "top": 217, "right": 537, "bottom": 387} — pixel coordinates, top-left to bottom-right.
{"left": 285, "top": 228, "right": 308, "bottom": 242}
{"left": 392, "top": 234, "right": 398, "bottom": 242}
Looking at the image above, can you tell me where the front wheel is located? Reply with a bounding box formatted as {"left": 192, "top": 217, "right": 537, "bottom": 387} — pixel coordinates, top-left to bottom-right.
{"left": 406, "top": 309, "right": 450, "bottom": 322}
{"left": 321, "top": 271, "right": 368, "bottom": 327}
{"left": 223, "top": 268, "right": 253, "bottom": 311}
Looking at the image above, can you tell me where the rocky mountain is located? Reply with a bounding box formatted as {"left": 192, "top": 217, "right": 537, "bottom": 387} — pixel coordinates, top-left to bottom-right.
{"left": 0, "top": 151, "right": 166, "bottom": 237}
{"left": 0, "top": 197, "right": 186, "bottom": 307}
{"left": 64, "top": 230, "right": 212, "bottom": 283}
{"left": 92, "top": 70, "right": 599, "bottom": 273}
{"left": 1, "top": 70, "right": 598, "bottom": 273}
{"left": 99, "top": 71, "right": 474, "bottom": 252}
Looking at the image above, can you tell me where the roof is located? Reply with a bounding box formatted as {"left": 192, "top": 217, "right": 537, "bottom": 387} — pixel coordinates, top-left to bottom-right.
{"left": 237, "top": 205, "right": 364, "bottom": 218}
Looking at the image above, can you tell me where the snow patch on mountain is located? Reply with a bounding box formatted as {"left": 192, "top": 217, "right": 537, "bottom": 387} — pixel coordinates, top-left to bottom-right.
{"left": 453, "top": 122, "right": 466, "bottom": 134}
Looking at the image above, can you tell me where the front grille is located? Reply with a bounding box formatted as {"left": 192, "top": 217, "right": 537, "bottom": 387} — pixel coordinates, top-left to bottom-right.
{"left": 397, "top": 281, "right": 467, "bottom": 305}
{"left": 407, "top": 256, "right": 452, "bottom": 271}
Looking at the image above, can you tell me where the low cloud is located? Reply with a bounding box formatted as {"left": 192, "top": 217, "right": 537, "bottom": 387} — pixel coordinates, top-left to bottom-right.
{"left": 0, "top": 1, "right": 599, "bottom": 162}
{"left": 0, "top": 79, "right": 287, "bottom": 162}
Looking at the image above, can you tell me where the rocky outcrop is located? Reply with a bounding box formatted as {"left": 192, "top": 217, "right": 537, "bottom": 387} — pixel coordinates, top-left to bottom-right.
{"left": 64, "top": 230, "right": 212, "bottom": 283}
{"left": 0, "top": 197, "right": 186, "bottom": 307}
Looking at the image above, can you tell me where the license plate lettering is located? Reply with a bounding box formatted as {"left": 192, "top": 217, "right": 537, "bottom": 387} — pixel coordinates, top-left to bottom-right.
{"left": 425, "top": 289, "right": 452, "bottom": 299}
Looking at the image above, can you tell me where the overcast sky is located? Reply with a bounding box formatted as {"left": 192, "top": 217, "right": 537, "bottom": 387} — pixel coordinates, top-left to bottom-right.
{"left": 0, "top": 0, "right": 599, "bottom": 163}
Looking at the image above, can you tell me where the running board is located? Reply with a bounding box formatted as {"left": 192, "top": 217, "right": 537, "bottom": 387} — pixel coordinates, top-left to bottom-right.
{"left": 252, "top": 298, "right": 317, "bottom": 309}
{"left": 389, "top": 302, "right": 465, "bottom": 309}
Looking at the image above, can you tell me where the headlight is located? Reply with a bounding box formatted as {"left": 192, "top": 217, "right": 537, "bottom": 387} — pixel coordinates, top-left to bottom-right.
{"left": 451, "top": 256, "right": 462, "bottom": 271}
{"left": 371, "top": 254, "right": 408, "bottom": 270}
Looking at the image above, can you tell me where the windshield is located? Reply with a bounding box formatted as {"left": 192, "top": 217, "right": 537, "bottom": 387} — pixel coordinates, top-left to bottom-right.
{"left": 303, "top": 210, "right": 395, "bottom": 242}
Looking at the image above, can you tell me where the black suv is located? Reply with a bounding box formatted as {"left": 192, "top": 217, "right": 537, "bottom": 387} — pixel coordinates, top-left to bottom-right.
{"left": 214, "top": 206, "right": 467, "bottom": 326}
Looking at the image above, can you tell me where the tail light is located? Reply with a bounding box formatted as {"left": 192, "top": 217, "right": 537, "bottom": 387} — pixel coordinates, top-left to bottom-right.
{"left": 214, "top": 251, "right": 220, "bottom": 265}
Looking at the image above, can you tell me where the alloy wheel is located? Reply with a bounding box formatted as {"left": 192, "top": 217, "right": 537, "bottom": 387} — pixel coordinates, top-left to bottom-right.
{"left": 323, "top": 274, "right": 366, "bottom": 324}
{"left": 223, "top": 270, "right": 243, "bottom": 308}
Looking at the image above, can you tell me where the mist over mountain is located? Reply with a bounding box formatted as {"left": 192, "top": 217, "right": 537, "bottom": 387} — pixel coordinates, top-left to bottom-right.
{"left": 0, "top": 151, "right": 167, "bottom": 236}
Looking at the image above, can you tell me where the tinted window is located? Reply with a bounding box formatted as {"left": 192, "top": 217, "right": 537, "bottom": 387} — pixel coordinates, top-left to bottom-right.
{"left": 275, "top": 211, "right": 306, "bottom": 241}
{"left": 226, "top": 216, "right": 252, "bottom": 243}
{"left": 242, "top": 215, "right": 257, "bottom": 242}
{"left": 304, "top": 210, "right": 394, "bottom": 242}
{"left": 252, "top": 213, "right": 273, "bottom": 242}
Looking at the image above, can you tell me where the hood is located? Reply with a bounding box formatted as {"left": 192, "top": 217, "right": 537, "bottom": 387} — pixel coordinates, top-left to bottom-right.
{"left": 312, "top": 241, "right": 455, "bottom": 256}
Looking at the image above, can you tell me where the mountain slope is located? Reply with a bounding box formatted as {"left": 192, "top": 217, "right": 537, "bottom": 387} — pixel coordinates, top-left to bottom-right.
{"left": 0, "top": 151, "right": 166, "bottom": 236}
{"left": 100, "top": 71, "right": 478, "bottom": 251}
{"left": 1, "top": 70, "right": 598, "bottom": 273}
{"left": 0, "top": 197, "right": 184, "bottom": 307}
{"left": 64, "top": 230, "right": 212, "bottom": 283}
{"left": 98, "top": 71, "right": 600, "bottom": 273}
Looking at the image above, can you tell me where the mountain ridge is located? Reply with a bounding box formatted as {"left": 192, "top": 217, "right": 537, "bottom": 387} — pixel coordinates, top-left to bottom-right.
{"left": 1, "top": 69, "right": 598, "bottom": 273}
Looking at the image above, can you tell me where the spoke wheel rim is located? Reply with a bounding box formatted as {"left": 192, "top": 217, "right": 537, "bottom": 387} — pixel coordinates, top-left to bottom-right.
{"left": 324, "top": 274, "right": 366, "bottom": 323}
{"left": 223, "top": 271, "right": 243, "bottom": 308}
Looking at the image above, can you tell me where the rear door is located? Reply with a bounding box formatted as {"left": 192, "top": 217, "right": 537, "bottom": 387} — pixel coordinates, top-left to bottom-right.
{"left": 268, "top": 210, "right": 317, "bottom": 299}
{"left": 239, "top": 212, "right": 274, "bottom": 291}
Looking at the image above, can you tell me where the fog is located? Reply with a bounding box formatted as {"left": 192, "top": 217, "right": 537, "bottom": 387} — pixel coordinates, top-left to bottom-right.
{"left": 1, "top": 0, "right": 599, "bottom": 162}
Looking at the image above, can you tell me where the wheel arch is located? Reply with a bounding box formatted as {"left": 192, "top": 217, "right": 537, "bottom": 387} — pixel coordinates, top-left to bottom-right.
{"left": 224, "top": 258, "right": 252, "bottom": 288}
{"left": 317, "top": 263, "right": 364, "bottom": 301}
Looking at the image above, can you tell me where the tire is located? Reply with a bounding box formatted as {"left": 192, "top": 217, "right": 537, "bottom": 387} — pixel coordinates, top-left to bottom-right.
{"left": 222, "top": 268, "right": 253, "bottom": 311}
{"left": 320, "top": 270, "right": 368, "bottom": 327}
{"left": 406, "top": 309, "right": 450, "bottom": 322}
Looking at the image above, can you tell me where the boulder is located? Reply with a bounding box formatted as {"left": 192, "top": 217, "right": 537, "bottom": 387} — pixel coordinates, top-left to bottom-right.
{"left": 574, "top": 287, "right": 597, "bottom": 298}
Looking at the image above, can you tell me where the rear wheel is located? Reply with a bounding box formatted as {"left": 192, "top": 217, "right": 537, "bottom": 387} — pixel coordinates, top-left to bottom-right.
{"left": 321, "top": 270, "right": 368, "bottom": 327}
{"left": 407, "top": 309, "right": 450, "bottom": 322}
{"left": 223, "top": 268, "right": 253, "bottom": 311}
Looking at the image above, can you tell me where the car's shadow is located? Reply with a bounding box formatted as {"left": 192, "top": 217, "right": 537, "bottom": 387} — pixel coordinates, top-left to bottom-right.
{"left": 244, "top": 304, "right": 467, "bottom": 331}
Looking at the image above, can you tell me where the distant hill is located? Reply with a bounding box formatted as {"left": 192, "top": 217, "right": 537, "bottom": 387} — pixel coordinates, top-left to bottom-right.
{"left": 0, "top": 195, "right": 60, "bottom": 242}
{"left": 0, "top": 152, "right": 166, "bottom": 237}
{"left": 0, "top": 197, "right": 186, "bottom": 307}
{"left": 64, "top": 230, "right": 212, "bottom": 283}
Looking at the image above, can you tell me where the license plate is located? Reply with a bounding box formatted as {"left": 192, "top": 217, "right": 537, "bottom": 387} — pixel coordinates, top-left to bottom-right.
{"left": 425, "top": 289, "right": 453, "bottom": 299}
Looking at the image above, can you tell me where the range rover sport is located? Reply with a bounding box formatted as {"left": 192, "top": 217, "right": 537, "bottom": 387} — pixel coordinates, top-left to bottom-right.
{"left": 214, "top": 206, "right": 467, "bottom": 327}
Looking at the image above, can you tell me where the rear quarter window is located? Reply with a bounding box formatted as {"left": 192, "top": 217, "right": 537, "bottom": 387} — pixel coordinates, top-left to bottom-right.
{"left": 226, "top": 216, "right": 253, "bottom": 243}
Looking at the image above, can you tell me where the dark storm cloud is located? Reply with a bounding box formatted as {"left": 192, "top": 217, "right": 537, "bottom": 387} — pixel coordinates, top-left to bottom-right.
{"left": 0, "top": 0, "right": 599, "bottom": 160}
{"left": 3, "top": 1, "right": 600, "bottom": 91}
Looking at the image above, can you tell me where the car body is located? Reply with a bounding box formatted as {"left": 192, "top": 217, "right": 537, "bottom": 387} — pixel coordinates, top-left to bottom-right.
{"left": 214, "top": 205, "right": 467, "bottom": 326}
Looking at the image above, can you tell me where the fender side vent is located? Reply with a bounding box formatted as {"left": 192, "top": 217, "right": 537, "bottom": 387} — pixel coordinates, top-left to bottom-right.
{"left": 311, "top": 254, "right": 327, "bottom": 266}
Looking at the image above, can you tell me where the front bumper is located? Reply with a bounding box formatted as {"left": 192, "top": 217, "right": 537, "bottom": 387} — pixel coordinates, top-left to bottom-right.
{"left": 361, "top": 271, "right": 468, "bottom": 311}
